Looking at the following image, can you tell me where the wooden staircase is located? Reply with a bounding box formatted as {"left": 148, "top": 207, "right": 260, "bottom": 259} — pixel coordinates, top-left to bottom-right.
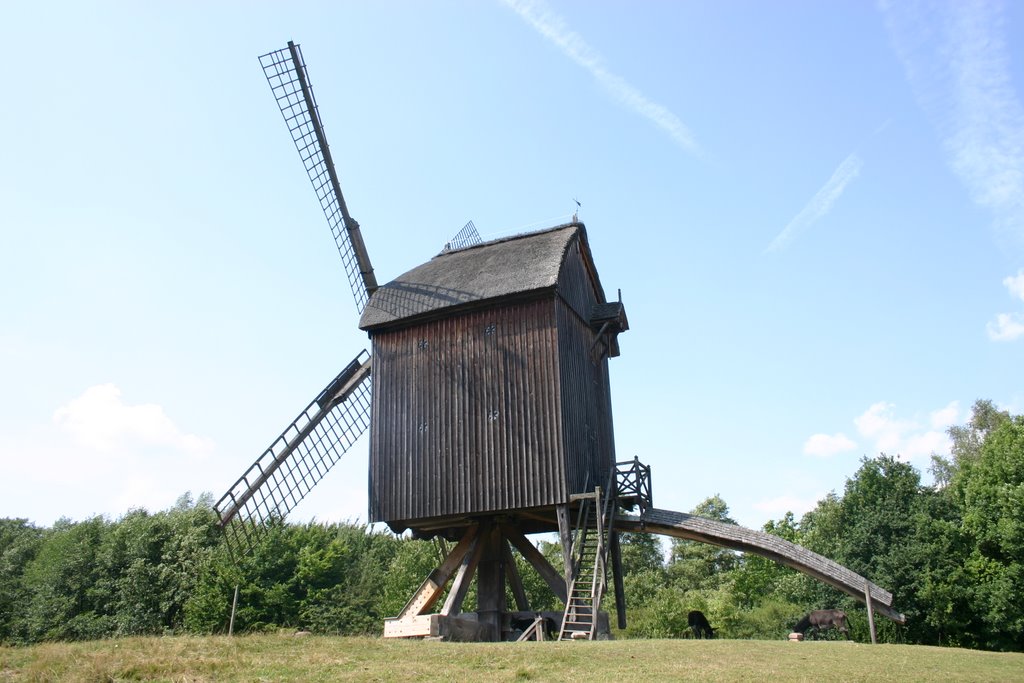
{"left": 558, "top": 483, "right": 616, "bottom": 640}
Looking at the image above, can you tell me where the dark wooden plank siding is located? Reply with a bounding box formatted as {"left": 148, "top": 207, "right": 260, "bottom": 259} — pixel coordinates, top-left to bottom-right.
{"left": 555, "top": 300, "right": 616, "bottom": 495}
{"left": 369, "top": 298, "right": 568, "bottom": 523}
{"left": 556, "top": 234, "right": 602, "bottom": 320}
{"left": 554, "top": 243, "right": 617, "bottom": 495}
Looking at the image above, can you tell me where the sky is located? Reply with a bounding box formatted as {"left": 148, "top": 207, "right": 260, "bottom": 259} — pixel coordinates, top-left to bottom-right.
{"left": 2, "top": 0, "right": 1023, "bottom": 534}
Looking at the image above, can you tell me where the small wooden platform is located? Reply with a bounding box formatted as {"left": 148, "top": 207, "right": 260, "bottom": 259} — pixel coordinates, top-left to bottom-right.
{"left": 383, "top": 614, "right": 489, "bottom": 642}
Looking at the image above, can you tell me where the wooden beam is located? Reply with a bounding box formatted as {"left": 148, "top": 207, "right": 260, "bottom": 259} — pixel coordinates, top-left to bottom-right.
{"left": 383, "top": 613, "right": 433, "bottom": 638}
{"left": 396, "top": 525, "right": 479, "bottom": 620}
{"left": 441, "top": 536, "right": 483, "bottom": 616}
{"left": 865, "top": 584, "right": 877, "bottom": 644}
{"left": 502, "top": 524, "right": 568, "bottom": 604}
{"left": 555, "top": 504, "right": 574, "bottom": 583}
{"left": 476, "top": 523, "right": 504, "bottom": 641}
{"left": 609, "top": 530, "right": 627, "bottom": 630}
{"left": 515, "top": 615, "right": 546, "bottom": 642}
{"left": 503, "top": 539, "right": 530, "bottom": 612}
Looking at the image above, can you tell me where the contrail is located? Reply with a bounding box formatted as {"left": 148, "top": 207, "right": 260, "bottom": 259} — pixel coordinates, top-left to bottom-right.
{"left": 767, "top": 153, "right": 863, "bottom": 253}
{"left": 881, "top": 0, "right": 1024, "bottom": 339}
{"left": 500, "top": 0, "right": 698, "bottom": 154}
{"left": 880, "top": 0, "right": 1024, "bottom": 247}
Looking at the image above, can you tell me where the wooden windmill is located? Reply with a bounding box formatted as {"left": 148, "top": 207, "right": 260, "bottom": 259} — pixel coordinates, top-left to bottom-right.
{"left": 215, "top": 41, "right": 906, "bottom": 643}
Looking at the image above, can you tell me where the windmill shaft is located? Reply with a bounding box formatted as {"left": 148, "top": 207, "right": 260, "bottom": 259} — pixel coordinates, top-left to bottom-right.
{"left": 285, "top": 42, "right": 377, "bottom": 296}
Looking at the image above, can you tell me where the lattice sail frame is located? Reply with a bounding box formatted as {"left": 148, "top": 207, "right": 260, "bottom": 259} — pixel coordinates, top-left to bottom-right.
{"left": 443, "top": 220, "right": 483, "bottom": 252}
{"left": 259, "top": 42, "right": 377, "bottom": 313}
{"left": 214, "top": 351, "right": 372, "bottom": 559}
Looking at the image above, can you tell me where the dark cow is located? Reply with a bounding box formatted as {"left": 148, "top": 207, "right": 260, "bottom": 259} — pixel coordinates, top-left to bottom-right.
{"left": 688, "top": 610, "right": 715, "bottom": 639}
{"left": 793, "top": 609, "right": 851, "bottom": 640}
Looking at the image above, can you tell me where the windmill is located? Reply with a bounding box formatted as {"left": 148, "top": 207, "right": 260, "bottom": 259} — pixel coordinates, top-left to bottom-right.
{"left": 215, "top": 41, "right": 906, "bottom": 643}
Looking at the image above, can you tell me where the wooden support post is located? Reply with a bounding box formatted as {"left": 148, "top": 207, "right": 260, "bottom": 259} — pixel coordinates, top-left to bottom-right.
{"left": 609, "top": 530, "right": 627, "bottom": 630}
{"left": 502, "top": 524, "right": 568, "bottom": 604}
{"left": 228, "top": 585, "right": 239, "bottom": 636}
{"left": 503, "top": 539, "right": 531, "bottom": 612}
{"left": 476, "top": 522, "right": 504, "bottom": 641}
{"left": 555, "top": 503, "right": 574, "bottom": 585}
{"left": 864, "top": 584, "right": 877, "bottom": 644}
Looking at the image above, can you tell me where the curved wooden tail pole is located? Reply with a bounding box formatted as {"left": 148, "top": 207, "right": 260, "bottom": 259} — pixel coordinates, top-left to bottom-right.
{"left": 619, "top": 508, "right": 906, "bottom": 624}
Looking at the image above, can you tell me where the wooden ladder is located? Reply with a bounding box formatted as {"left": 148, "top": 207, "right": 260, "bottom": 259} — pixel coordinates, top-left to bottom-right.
{"left": 558, "top": 485, "right": 614, "bottom": 640}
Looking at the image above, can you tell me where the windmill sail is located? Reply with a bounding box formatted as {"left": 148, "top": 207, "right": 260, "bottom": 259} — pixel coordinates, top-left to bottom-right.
{"left": 442, "top": 220, "right": 482, "bottom": 252}
{"left": 259, "top": 41, "right": 377, "bottom": 312}
{"left": 214, "top": 351, "right": 372, "bottom": 559}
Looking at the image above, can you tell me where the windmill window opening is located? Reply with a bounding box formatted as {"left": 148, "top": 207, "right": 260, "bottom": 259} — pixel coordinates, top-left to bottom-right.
{"left": 417, "top": 339, "right": 429, "bottom": 350}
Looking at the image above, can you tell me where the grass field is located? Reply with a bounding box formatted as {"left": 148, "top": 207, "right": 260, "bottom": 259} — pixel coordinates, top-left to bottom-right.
{"left": 3, "top": 634, "right": 1023, "bottom": 682}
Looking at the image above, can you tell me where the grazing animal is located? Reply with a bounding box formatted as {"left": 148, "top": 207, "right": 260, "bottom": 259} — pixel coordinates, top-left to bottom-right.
{"left": 793, "top": 609, "right": 851, "bottom": 640}
{"left": 688, "top": 610, "right": 715, "bottom": 639}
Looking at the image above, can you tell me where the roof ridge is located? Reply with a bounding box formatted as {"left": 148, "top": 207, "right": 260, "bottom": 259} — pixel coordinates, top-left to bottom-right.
{"left": 438, "top": 221, "right": 584, "bottom": 257}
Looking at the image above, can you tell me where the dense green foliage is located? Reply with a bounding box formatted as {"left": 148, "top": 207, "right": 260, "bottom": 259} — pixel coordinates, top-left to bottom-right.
{"left": 616, "top": 400, "right": 1024, "bottom": 651}
{"left": 1, "top": 400, "right": 1021, "bottom": 651}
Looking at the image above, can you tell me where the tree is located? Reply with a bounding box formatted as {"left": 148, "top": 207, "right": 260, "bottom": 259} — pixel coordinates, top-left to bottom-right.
{"left": 910, "top": 486, "right": 974, "bottom": 647}
{"left": 829, "top": 455, "right": 936, "bottom": 643}
{"left": 933, "top": 399, "right": 1011, "bottom": 487}
{"left": 19, "top": 516, "right": 112, "bottom": 642}
{"left": 0, "top": 519, "right": 43, "bottom": 643}
{"left": 951, "top": 413, "right": 1024, "bottom": 650}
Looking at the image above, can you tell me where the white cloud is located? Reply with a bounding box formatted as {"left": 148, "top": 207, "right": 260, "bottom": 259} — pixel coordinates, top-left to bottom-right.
{"left": 797, "top": 401, "right": 957, "bottom": 465}
{"left": 987, "top": 312, "right": 1024, "bottom": 341}
{"left": 500, "top": 0, "right": 697, "bottom": 153}
{"left": 929, "top": 400, "right": 961, "bottom": 429}
{"left": 0, "top": 384, "right": 217, "bottom": 524}
{"left": 53, "top": 383, "right": 212, "bottom": 456}
{"left": 803, "top": 432, "right": 857, "bottom": 457}
{"left": 880, "top": 0, "right": 1024, "bottom": 246}
{"left": 988, "top": 270, "right": 1024, "bottom": 341}
{"left": 852, "top": 400, "right": 956, "bottom": 461}
{"left": 854, "top": 401, "right": 902, "bottom": 439}
{"left": 767, "top": 152, "right": 863, "bottom": 252}
{"left": 1004, "top": 270, "right": 1024, "bottom": 302}
{"left": 904, "top": 430, "right": 953, "bottom": 459}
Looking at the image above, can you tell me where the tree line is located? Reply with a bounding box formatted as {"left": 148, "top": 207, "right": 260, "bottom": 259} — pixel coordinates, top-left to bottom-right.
{"left": 1, "top": 400, "right": 1021, "bottom": 650}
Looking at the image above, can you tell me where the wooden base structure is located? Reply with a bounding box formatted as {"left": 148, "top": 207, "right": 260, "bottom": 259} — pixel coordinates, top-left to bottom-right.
{"left": 383, "top": 520, "right": 578, "bottom": 642}
{"left": 383, "top": 462, "right": 905, "bottom": 641}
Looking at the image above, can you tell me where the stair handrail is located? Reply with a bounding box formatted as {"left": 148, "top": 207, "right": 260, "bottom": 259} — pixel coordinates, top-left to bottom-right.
{"left": 589, "top": 485, "right": 606, "bottom": 639}
{"left": 589, "top": 465, "right": 620, "bottom": 636}
{"left": 568, "top": 471, "right": 593, "bottom": 579}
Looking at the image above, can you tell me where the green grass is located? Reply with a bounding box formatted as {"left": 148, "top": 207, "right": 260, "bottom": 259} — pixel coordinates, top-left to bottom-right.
{"left": 2, "top": 635, "right": 1023, "bottom": 683}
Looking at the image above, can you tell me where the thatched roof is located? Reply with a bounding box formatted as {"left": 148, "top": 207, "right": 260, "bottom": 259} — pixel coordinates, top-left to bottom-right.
{"left": 359, "top": 223, "right": 586, "bottom": 330}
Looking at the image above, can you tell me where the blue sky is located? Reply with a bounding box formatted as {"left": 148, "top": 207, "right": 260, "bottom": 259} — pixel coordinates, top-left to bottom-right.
{"left": 1, "top": 0, "right": 1022, "bottom": 531}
